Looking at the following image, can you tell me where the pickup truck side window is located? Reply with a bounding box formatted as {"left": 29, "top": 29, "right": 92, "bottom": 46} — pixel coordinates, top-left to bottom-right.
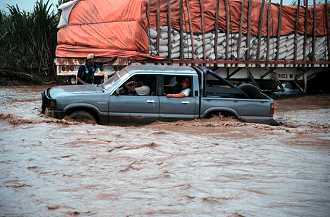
{"left": 162, "top": 75, "right": 193, "bottom": 97}
{"left": 117, "top": 75, "right": 157, "bottom": 96}
{"left": 205, "top": 73, "right": 246, "bottom": 98}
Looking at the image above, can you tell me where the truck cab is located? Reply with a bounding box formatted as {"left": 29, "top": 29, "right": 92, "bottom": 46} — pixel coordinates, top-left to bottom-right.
{"left": 105, "top": 64, "right": 200, "bottom": 120}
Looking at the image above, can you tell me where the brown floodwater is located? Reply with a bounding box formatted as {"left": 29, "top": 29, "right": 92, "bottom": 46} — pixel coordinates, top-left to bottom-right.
{"left": 0, "top": 86, "right": 329, "bottom": 217}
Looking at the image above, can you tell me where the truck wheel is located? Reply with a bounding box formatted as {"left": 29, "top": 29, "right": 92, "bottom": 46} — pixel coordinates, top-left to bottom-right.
{"left": 207, "top": 111, "right": 237, "bottom": 120}
{"left": 65, "top": 111, "right": 97, "bottom": 124}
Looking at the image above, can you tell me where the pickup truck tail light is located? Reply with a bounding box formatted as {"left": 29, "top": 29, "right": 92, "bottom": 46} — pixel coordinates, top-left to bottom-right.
{"left": 271, "top": 102, "right": 275, "bottom": 115}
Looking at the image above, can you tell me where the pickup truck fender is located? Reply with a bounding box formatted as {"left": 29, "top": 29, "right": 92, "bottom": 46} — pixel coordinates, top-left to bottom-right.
{"left": 63, "top": 103, "right": 104, "bottom": 121}
{"left": 200, "top": 107, "right": 241, "bottom": 119}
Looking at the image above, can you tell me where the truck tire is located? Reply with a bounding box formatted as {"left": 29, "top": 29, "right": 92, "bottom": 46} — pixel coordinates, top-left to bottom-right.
{"left": 207, "top": 110, "right": 237, "bottom": 119}
{"left": 65, "top": 111, "right": 96, "bottom": 124}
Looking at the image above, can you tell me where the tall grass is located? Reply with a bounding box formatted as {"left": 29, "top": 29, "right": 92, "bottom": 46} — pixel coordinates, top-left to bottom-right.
{"left": 0, "top": 0, "right": 66, "bottom": 83}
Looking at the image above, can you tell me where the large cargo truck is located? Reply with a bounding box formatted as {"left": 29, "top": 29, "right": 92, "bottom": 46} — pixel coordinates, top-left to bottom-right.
{"left": 56, "top": 0, "right": 329, "bottom": 92}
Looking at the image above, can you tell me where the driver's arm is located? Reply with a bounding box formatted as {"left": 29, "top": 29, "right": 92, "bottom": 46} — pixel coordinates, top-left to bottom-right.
{"left": 166, "top": 88, "right": 190, "bottom": 98}
{"left": 125, "top": 81, "right": 138, "bottom": 94}
{"left": 125, "top": 82, "right": 135, "bottom": 92}
{"left": 166, "top": 93, "right": 186, "bottom": 98}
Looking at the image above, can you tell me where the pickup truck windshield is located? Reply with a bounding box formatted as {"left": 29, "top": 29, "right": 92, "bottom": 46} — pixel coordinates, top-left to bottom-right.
{"left": 102, "top": 68, "right": 128, "bottom": 89}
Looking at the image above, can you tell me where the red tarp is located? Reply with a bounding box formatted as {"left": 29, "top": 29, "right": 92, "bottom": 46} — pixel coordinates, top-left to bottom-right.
{"left": 56, "top": 0, "right": 329, "bottom": 58}
{"left": 56, "top": 0, "right": 149, "bottom": 58}
{"left": 148, "top": 0, "right": 329, "bottom": 36}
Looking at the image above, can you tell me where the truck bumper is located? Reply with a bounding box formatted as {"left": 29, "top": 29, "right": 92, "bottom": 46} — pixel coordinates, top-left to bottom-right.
{"left": 41, "top": 90, "right": 65, "bottom": 119}
{"left": 46, "top": 109, "right": 65, "bottom": 119}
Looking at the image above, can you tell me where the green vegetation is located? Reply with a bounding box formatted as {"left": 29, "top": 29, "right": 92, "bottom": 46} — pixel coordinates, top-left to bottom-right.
{"left": 0, "top": 0, "right": 68, "bottom": 83}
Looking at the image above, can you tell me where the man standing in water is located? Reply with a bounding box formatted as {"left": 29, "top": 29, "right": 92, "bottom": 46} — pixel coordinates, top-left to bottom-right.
{"left": 77, "top": 54, "right": 96, "bottom": 85}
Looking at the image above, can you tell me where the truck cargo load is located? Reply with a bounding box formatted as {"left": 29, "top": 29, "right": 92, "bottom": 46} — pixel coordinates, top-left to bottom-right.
{"left": 56, "top": 0, "right": 329, "bottom": 63}
{"left": 55, "top": 0, "right": 329, "bottom": 92}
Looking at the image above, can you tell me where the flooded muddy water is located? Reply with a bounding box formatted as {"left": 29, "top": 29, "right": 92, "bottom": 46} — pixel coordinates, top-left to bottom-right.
{"left": 0, "top": 86, "right": 329, "bottom": 217}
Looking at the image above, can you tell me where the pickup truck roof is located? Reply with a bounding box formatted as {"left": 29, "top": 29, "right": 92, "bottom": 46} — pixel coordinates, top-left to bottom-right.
{"left": 126, "top": 64, "right": 196, "bottom": 76}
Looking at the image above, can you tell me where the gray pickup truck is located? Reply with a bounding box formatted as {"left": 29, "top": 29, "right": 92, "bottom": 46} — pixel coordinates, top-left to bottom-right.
{"left": 42, "top": 64, "right": 275, "bottom": 124}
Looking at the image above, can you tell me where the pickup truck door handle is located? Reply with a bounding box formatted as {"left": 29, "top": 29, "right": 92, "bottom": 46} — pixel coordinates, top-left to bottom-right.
{"left": 146, "top": 100, "right": 155, "bottom": 103}
{"left": 181, "top": 101, "right": 190, "bottom": 104}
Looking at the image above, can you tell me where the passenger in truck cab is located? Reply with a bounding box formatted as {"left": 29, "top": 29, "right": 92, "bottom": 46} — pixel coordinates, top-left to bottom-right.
{"left": 77, "top": 54, "right": 97, "bottom": 85}
{"left": 166, "top": 77, "right": 191, "bottom": 98}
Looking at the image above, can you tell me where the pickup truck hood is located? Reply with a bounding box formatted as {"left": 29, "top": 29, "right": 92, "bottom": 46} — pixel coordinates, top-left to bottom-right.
{"left": 49, "top": 85, "right": 103, "bottom": 98}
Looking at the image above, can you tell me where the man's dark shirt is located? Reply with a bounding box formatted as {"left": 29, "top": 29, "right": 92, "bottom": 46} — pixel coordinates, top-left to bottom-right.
{"left": 77, "top": 63, "right": 96, "bottom": 84}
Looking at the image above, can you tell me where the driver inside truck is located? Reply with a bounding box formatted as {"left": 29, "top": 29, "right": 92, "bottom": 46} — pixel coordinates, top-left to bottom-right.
{"left": 166, "top": 77, "right": 191, "bottom": 98}
{"left": 123, "top": 80, "right": 150, "bottom": 96}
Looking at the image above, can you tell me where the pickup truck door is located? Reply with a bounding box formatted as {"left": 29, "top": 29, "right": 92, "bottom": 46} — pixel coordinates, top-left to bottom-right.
{"left": 109, "top": 95, "right": 159, "bottom": 120}
{"left": 108, "top": 74, "right": 159, "bottom": 120}
{"left": 159, "top": 75, "right": 198, "bottom": 119}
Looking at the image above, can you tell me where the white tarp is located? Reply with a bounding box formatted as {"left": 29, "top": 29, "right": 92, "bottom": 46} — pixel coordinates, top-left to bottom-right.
{"left": 57, "top": 0, "right": 79, "bottom": 28}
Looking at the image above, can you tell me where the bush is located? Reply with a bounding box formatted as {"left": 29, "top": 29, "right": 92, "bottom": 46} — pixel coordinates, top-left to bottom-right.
{"left": 0, "top": 0, "right": 66, "bottom": 83}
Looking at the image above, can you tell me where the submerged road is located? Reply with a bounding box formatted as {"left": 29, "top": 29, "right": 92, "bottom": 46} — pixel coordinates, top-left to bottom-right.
{"left": 0, "top": 86, "right": 329, "bottom": 217}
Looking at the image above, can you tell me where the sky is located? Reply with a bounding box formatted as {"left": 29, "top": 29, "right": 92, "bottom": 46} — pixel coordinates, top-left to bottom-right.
{"left": 0, "top": 0, "right": 325, "bottom": 13}
{"left": 0, "top": 0, "right": 59, "bottom": 12}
